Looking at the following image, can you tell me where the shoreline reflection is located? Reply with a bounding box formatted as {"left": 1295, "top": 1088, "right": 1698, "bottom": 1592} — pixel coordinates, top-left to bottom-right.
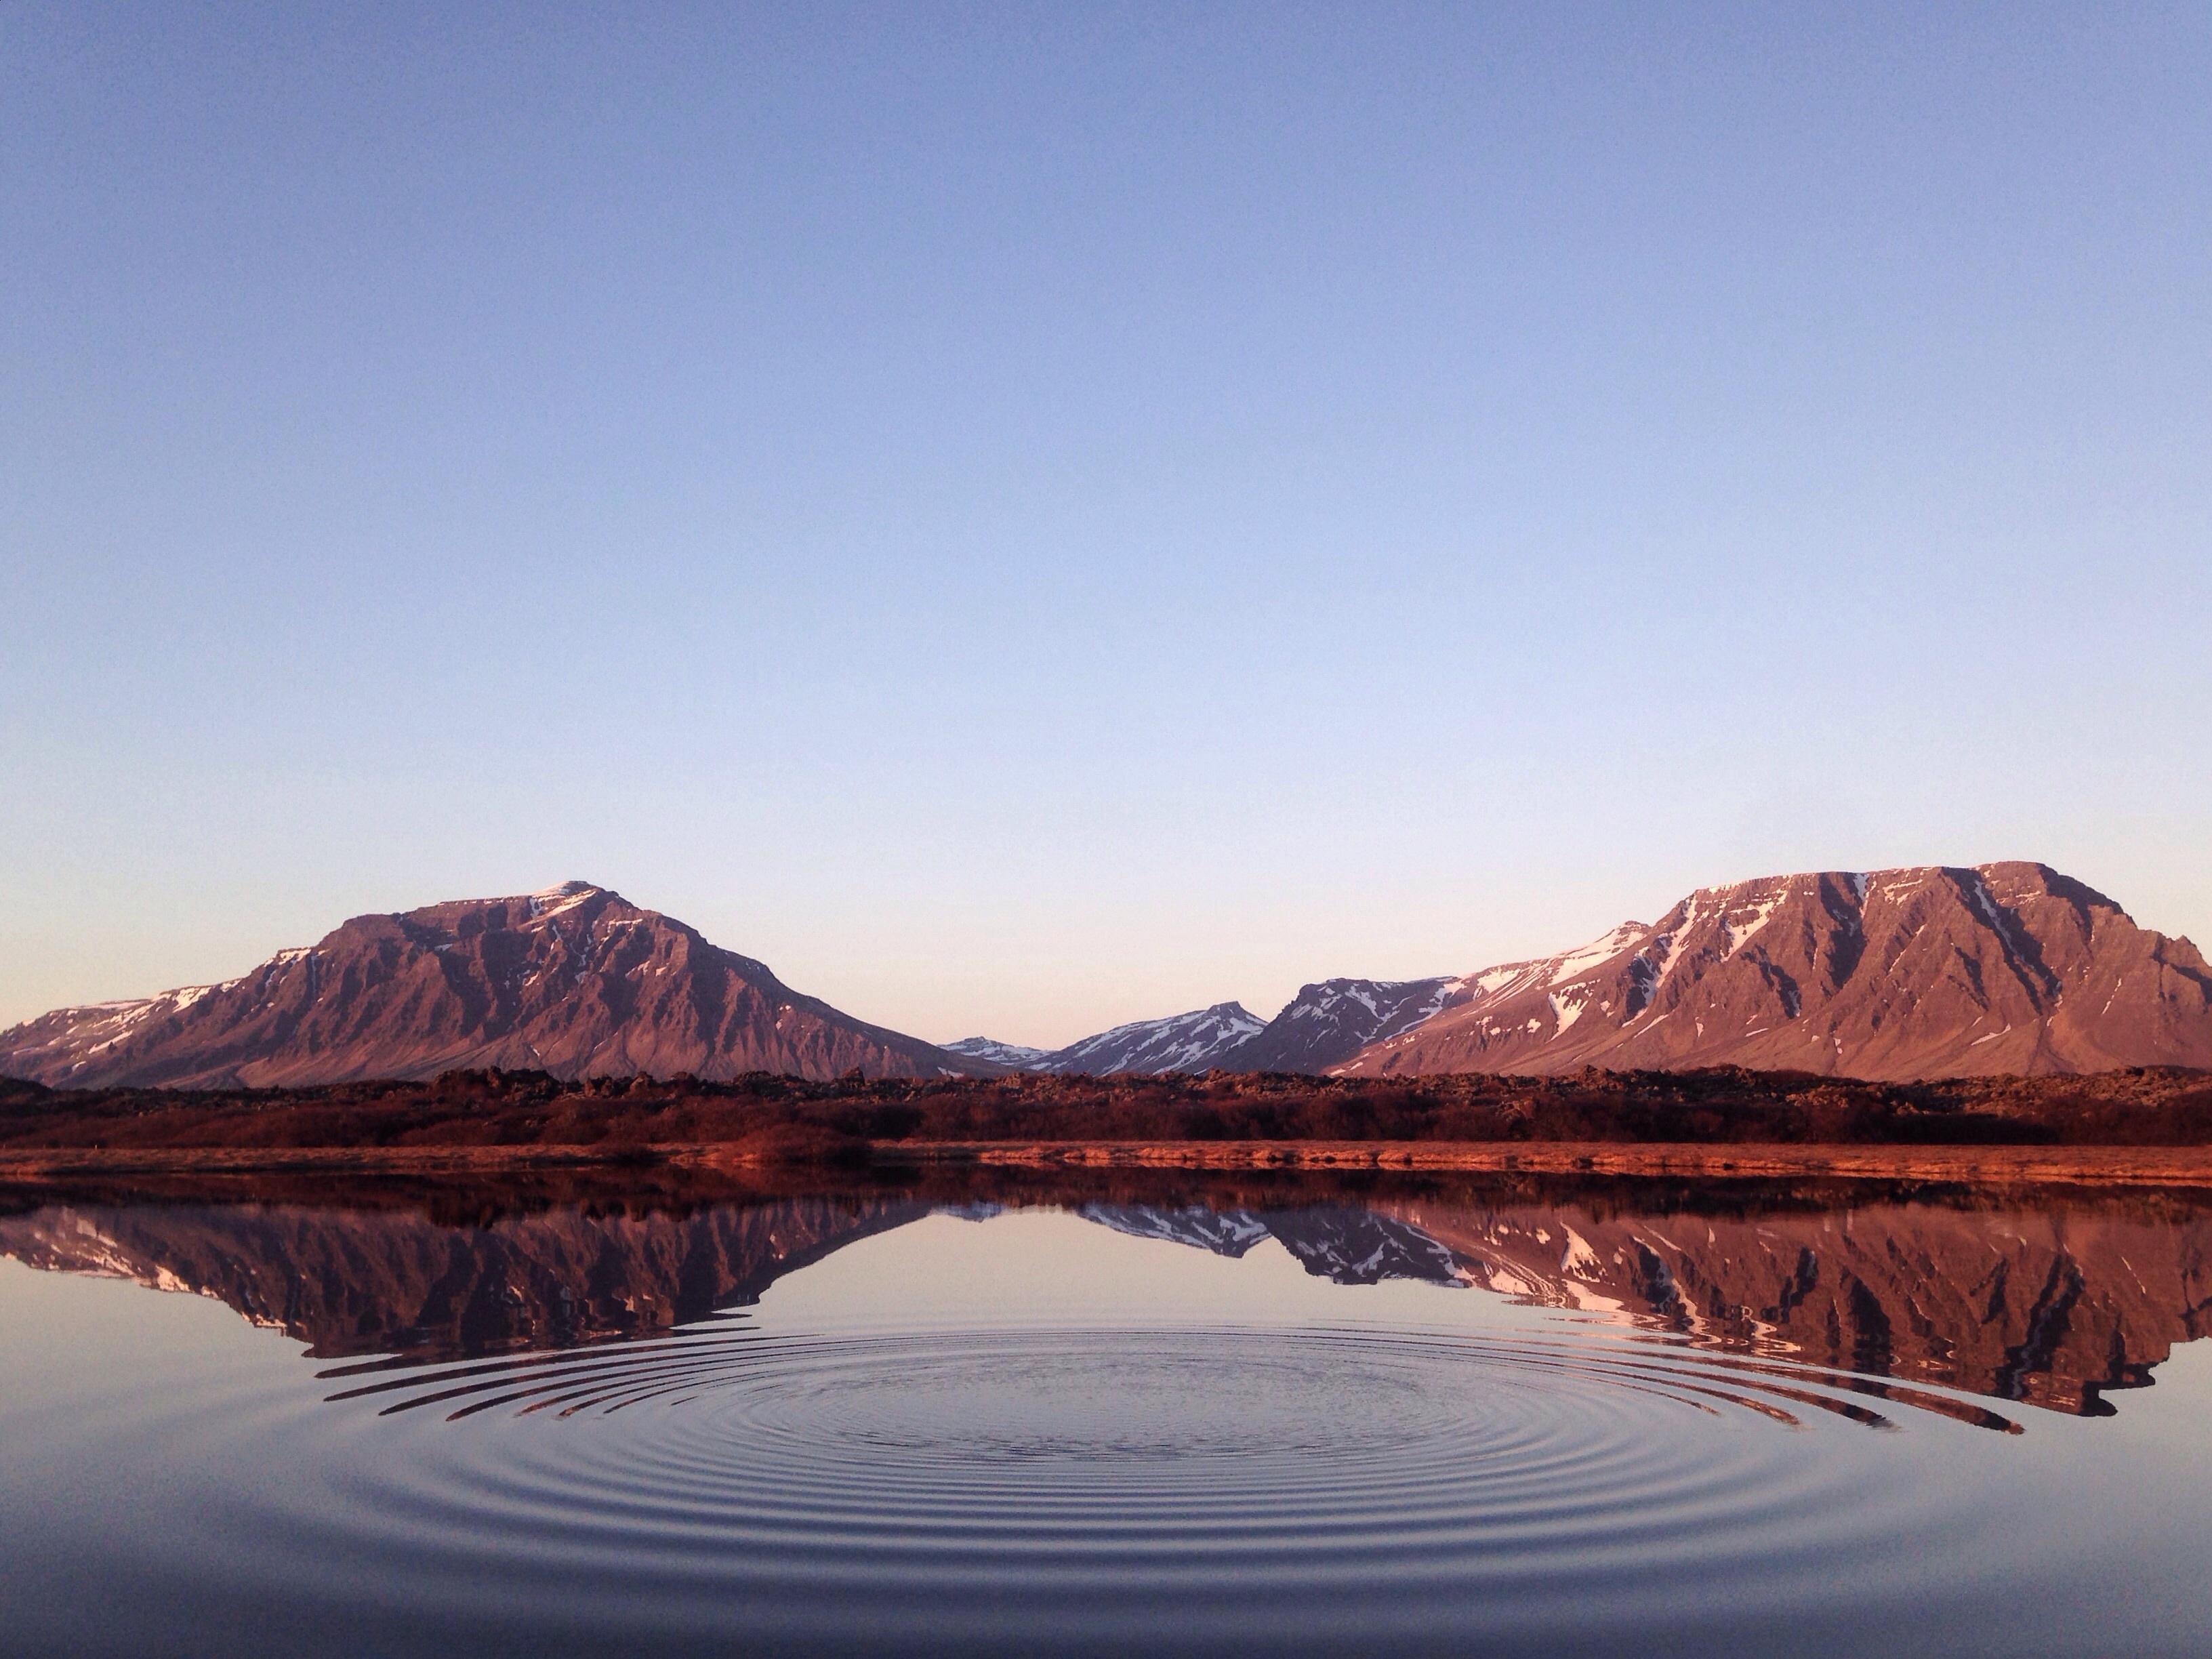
{"left": 2, "top": 1170, "right": 2205, "bottom": 1418}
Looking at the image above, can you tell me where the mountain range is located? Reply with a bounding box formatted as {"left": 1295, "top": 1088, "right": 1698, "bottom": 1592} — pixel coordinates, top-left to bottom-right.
{"left": 960, "top": 862, "right": 2212, "bottom": 1082}
{"left": 4, "top": 861, "right": 2209, "bottom": 1089}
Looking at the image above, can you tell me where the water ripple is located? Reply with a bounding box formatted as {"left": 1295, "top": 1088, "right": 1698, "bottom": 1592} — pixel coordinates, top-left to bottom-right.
{"left": 302, "top": 1320, "right": 2018, "bottom": 1591}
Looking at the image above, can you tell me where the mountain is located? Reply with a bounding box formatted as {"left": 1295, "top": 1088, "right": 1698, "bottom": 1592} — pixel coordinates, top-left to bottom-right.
{"left": 0, "top": 882, "right": 990, "bottom": 1089}
{"left": 957, "top": 1002, "right": 1267, "bottom": 1076}
{"left": 941, "top": 1037, "right": 1055, "bottom": 1069}
{"left": 1333, "top": 863, "right": 2212, "bottom": 1082}
{"left": 1225, "top": 977, "right": 1457, "bottom": 1072}
{"left": 1047, "top": 1002, "right": 1265, "bottom": 1073}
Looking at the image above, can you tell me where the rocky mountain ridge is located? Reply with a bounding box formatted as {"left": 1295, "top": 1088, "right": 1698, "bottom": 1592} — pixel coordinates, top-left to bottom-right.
{"left": 0, "top": 882, "right": 989, "bottom": 1089}
{"left": 1332, "top": 862, "right": 2212, "bottom": 1082}
{"left": 951, "top": 981, "right": 1465, "bottom": 1077}
{"left": 949, "top": 1002, "right": 1267, "bottom": 1076}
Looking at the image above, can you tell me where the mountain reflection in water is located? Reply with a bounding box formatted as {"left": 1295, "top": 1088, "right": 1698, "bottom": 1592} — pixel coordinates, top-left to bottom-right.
{"left": 3, "top": 1172, "right": 2204, "bottom": 1418}
{"left": 6, "top": 1170, "right": 2212, "bottom": 1658}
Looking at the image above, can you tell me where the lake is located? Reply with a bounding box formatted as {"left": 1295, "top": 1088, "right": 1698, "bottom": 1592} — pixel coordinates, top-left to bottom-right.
{"left": 1, "top": 1168, "right": 2207, "bottom": 1656}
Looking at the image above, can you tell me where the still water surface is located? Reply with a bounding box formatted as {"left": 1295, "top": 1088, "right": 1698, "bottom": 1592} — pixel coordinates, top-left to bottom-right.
{"left": 1, "top": 1173, "right": 2207, "bottom": 1656}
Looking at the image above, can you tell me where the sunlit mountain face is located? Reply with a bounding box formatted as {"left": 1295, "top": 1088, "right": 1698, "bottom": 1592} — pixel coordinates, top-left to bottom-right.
{"left": 0, "top": 883, "right": 993, "bottom": 1089}
{"left": 10, "top": 863, "right": 2208, "bottom": 1092}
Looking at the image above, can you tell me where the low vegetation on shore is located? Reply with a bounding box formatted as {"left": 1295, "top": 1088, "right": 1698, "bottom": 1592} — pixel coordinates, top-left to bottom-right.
{"left": 2, "top": 1064, "right": 2209, "bottom": 1158}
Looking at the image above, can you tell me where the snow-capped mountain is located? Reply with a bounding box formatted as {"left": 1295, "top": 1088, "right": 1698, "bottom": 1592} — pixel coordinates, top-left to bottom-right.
{"left": 1332, "top": 862, "right": 2212, "bottom": 1081}
{"left": 954, "top": 1002, "right": 1268, "bottom": 1076}
{"left": 0, "top": 882, "right": 994, "bottom": 1088}
{"left": 941, "top": 1037, "right": 1055, "bottom": 1069}
{"left": 1226, "top": 977, "right": 1460, "bottom": 1073}
{"left": 1044, "top": 1002, "right": 1265, "bottom": 1073}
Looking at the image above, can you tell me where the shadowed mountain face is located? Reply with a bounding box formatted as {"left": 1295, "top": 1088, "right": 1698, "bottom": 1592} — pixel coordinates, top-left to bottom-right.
{"left": 1336, "top": 863, "right": 2212, "bottom": 1081}
{"left": 2, "top": 1179, "right": 2204, "bottom": 1416}
{"left": 0, "top": 883, "right": 987, "bottom": 1089}
{"left": 1227, "top": 978, "right": 1457, "bottom": 1073}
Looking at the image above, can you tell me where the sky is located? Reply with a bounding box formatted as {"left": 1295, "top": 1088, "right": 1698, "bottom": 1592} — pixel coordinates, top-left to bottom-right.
{"left": 3, "top": 3, "right": 2208, "bottom": 1047}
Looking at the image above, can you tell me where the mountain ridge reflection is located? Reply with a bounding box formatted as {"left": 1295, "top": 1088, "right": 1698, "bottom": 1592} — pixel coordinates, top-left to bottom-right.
{"left": 2, "top": 1172, "right": 2205, "bottom": 1419}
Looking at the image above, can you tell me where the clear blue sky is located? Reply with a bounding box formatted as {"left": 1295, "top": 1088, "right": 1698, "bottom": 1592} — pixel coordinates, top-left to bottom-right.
{"left": 5, "top": 3, "right": 2207, "bottom": 1046}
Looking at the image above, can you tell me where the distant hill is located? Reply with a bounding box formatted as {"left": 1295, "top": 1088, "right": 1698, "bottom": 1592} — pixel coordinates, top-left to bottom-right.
{"left": 955, "top": 981, "right": 1459, "bottom": 1078}
{"left": 0, "top": 882, "right": 990, "bottom": 1088}
{"left": 941, "top": 1036, "right": 1057, "bottom": 1070}
{"left": 951, "top": 1003, "right": 1266, "bottom": 1076}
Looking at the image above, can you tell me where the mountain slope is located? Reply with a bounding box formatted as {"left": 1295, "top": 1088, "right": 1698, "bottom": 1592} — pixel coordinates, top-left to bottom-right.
{"left": 0, "top": 882, "right": 989, "bottom": 1088}
{"left": 1334, "top": 863, "right": 2212, "bottom": 1082}
{"left": 953, "top": 1004, "right": 1267, "bottom": 1076}
{"left": 1223, "top": 977, "right": 1456, "bottom": 1073}
{"left": 941, "top": 1037, "right": 1055, "bottom": 1069}
{"left": 1042, "top": 1002, "right": 1265, "bottom": 1074}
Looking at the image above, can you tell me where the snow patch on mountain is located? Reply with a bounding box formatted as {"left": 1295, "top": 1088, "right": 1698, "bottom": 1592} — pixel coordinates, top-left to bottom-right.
{"left": 1225, "top": 977, "right": 1462, "bottom": 1074}
{"left": 1042, "top": 1003, "right": 1265, "bottom": 1075}
{"left": 941, "top": 1037, "right": 1054, "bottom": 1070}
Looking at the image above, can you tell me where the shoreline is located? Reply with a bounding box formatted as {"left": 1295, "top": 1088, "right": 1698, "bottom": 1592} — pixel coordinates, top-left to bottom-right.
{"left": 3, "top": 1139, "right": 2210, "bottom": 1188}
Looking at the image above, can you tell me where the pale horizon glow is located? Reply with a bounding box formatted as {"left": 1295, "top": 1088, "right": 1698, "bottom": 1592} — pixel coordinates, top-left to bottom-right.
{"left": 4, "top": 5, "right": 2208, "bottom": 1048}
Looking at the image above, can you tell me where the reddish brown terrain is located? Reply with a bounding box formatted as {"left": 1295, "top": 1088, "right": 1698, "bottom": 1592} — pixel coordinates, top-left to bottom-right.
{"left": 0, "top": 882, "right": 989, "bottom": 1089}
{"left": 3, "top": 1063, "right": 2209, "bottom": 1155}
{"left": 1335, "top": 863, "right": 2212, "bottom": 1082}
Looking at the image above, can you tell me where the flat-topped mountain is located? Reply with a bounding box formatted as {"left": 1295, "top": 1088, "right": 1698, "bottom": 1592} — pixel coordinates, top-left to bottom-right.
{"left": 0, "top": 882, "right": 988, "bottom": 1088}
{"left": 1334, "top": 863, "right": 2212, "bottom": 1082}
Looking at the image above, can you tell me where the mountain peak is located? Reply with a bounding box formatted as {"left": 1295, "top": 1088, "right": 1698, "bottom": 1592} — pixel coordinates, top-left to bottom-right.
{"left": 964, "top": 1002, "right": 1267, "bottom": 1076}
{"left": 1, "top": 884, "right": 989, "bottom": 1089}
